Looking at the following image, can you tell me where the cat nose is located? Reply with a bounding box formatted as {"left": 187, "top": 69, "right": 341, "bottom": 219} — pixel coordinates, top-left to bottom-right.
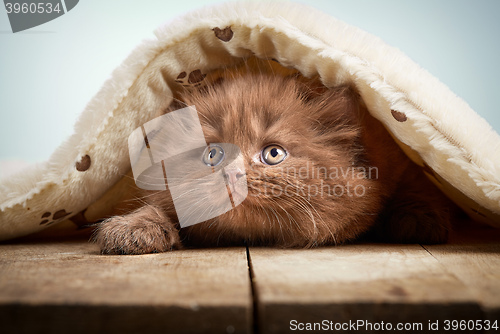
{"left": 224, "top": 168, "right": 246, "bottom": 184}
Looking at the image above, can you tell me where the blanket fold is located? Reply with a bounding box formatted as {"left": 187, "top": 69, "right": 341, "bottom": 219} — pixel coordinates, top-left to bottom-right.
{"left": 1, "top": 2, "right": 499, "bottom": 241}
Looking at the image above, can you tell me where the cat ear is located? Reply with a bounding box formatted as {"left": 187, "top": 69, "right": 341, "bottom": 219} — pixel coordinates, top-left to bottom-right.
{"left": 193, "top": 76, "right": 226, "bottom": 96}
{"left": 309, "top": 84, "right": 362, "bottom": 127}
{"left": 297, "top": 79, "right": 361, "bottom": 124}
{"left": 303, "top": 84, "right": 363, "bottom": 151}
{"left": 296, "top": 76, "right": 330, "bottom": 102}
{"left": 168, "top": 98, "right": 188, "bottom": 112}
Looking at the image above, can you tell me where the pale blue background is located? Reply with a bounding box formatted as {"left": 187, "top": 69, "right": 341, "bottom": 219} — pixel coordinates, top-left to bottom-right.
{"left": 1, "top": 0, "right": 499, "bottom": 164}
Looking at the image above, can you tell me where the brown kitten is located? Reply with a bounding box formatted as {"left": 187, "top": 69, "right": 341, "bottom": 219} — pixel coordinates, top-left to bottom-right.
{"left": 94, "top": 73, "right": 452, "bottom": 255}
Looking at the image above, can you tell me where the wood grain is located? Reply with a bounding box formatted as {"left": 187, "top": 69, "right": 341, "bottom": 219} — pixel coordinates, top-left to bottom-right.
{"left": 424, "top": 225, "right": 500, "bottom": 322}
{"left": 0, "top": 237, "right": 251, "bottom": 334}
{"left": 248, "top": 244, "right": 484, "bottom": 334}
{"left": 1, "top": 222, "right": 499, "bottom": 334}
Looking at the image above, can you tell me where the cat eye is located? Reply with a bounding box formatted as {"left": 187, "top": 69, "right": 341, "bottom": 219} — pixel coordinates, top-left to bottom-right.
{"left": 261, "top": 145, "right": 287, "bottom": 165}
{"left": 202, "top": 145, "right": 225, "bottom": 167}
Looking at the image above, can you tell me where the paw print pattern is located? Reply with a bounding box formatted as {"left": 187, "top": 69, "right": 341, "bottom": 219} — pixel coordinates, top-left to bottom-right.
{"left": 75, "top": 154, "right": 91, "bottom": 172}
{"left": 212, "top": 26, "right": 233, "bottom": 42}
{"left": 174, "top": 69, "right": 207, "bottom": 88}
{"left": 391, "top": 109, "right": 407, "bottom": 122}
{"left": 39, "top": 209, "right": 72, "bottom": 226}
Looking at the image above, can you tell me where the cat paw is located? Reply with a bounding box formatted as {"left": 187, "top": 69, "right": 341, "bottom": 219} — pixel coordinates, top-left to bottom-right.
{"left": 387, "top": 209, "right": 450, "bottom": 244}
{"left": 374, "top": 200, "right": 451, "bottom": 244}
{"left": 93, "top": 216, "right": 181, "bottom": 255}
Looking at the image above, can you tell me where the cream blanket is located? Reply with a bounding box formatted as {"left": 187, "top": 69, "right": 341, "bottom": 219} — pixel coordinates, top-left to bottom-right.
{"left": 1, "top": 2, "right": 499, "bottom": 240}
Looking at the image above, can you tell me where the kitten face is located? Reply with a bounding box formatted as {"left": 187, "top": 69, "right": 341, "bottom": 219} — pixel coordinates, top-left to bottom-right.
{"left": 97, "top": 71, "right": 451, "bottom": 255}
{"left": 165, "top": 74, "right": 384, "bottom": 247}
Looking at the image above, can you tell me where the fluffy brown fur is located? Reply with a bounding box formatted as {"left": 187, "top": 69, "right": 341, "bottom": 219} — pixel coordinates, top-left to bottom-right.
{"left": 94, "top": 73, "right": 452, "bottom": 255}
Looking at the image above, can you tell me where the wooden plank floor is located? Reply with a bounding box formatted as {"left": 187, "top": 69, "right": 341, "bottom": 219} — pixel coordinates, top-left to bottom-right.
{"left": 0, "top": 227, "right": 251, "bottom": 334}
{"left": 0, "top": 221, "right": 499, "bottom": 333}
